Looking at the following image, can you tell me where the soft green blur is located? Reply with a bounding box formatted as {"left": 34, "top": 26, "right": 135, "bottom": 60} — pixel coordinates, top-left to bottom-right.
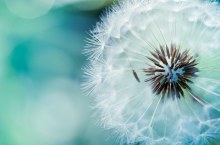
{"left": 0, "top": 1, "right": 116, "bottom": 145}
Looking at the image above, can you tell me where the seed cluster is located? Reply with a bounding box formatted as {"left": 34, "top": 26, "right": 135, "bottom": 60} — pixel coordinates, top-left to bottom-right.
{"left": 144, "top": 44, "right": 198, "bottom": 99}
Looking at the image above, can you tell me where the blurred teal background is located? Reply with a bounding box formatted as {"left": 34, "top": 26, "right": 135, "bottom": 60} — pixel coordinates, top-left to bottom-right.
{"left": 0, "top": 0, "right": 116, "bottom": 145}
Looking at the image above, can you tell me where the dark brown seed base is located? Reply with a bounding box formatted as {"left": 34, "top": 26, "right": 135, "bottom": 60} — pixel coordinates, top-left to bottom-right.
{"left": 144, "top": 44, "right": 198, "bottom": 99}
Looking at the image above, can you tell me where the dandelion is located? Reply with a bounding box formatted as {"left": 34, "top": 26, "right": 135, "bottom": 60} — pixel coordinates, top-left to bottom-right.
{"left": 83, "top": 0, "right": 220, "bottom": 144}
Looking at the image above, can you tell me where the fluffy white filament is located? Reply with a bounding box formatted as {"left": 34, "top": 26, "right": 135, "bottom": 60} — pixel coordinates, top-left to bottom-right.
{"left": 83, "top": 0, "right": 220, "bottom": 144}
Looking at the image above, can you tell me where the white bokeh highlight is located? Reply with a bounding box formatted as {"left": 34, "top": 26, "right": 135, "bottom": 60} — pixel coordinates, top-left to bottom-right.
{"left": 4, "top": 0, "right": 54, "bottom": 19}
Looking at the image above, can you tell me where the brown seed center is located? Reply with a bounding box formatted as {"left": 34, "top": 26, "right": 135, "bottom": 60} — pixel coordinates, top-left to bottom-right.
{"left": 144, "top": 44, "right": 198, "bottom": 99}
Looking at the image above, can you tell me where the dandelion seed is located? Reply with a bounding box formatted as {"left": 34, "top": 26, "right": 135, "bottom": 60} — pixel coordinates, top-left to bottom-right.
{"left": 83, "top": 0, "right": 220, "bottom": 144}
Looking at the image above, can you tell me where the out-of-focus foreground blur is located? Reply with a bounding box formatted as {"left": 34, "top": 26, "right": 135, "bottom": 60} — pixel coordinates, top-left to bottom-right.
{"left": 0, "top": 0, "right": 116, "bottom": 145}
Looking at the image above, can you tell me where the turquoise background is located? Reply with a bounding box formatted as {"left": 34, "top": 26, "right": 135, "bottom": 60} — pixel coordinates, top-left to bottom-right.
{"left": 0, "top": 0, "right": 116, "bottom": 145}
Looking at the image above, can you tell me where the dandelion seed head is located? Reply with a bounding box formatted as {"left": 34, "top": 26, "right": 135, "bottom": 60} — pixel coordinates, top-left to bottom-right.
{"left": 83, "top": 0, "right": 220, "bottom": 144}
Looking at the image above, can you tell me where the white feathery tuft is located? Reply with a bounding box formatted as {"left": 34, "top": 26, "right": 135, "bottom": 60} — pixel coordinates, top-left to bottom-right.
{"left": 83, "top": 0, "right": 220, "bottom": 144}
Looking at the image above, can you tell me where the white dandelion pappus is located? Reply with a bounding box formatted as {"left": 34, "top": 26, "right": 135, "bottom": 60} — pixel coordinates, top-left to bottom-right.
{"left": 83, "top": 0, "right": 220, "bottom": 144}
